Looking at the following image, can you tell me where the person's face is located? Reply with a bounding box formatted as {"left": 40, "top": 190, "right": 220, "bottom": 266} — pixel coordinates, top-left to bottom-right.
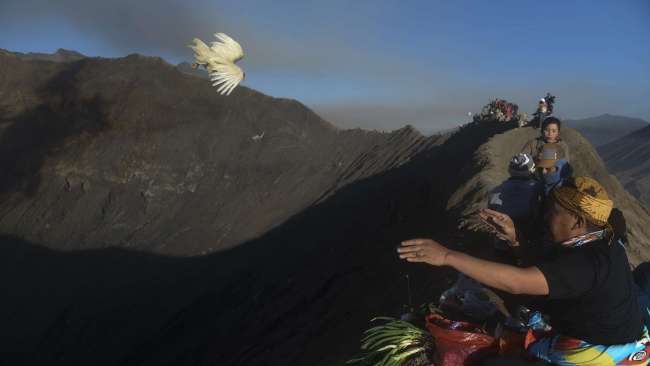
{"left": 544, "top": 200, "right": 581, "bottom": 243}
{"left": 540, "top": 166, "right": 558, "bottom": 175}
{"left": 543, "top": 123, "right": 559, "bottom": 142}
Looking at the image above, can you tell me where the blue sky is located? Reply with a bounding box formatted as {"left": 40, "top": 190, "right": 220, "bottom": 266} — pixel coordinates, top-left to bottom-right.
{"left": 1, "top": 0, "right": 648, "bottom": 132}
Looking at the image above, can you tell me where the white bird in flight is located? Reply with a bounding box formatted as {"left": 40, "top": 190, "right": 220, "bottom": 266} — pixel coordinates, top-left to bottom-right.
{"left": 188, "top": 33, "right": 245, "bottom": 96}
{"left": 251, "top": 132, "right": 265, "bottom": 141}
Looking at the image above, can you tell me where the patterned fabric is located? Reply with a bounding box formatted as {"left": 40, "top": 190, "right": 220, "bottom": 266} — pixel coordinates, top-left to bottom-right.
{"left": 538, "top": 143, "right": 560, "bottom": 168}
{"left": 559, "top": 229, "right": 608, "bottom": 248}
{"left": 509, "top": 153, "right": 536, "bottom": 177}
{"left": 526, "top": 327, "right": 650, "bottom": 365}
{"left": 551, "top": 177, "right": 614, "bottom": 227}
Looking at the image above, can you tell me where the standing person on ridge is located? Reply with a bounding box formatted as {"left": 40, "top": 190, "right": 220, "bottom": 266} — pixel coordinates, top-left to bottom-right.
{"left": 531, "top": 94, "right": 555, "bottom": 128}
{"left": 522, "top": 117, "right": 570, "bottom": 163}
{"left": 530, "top": 98, "right": 550, "bottom": 128}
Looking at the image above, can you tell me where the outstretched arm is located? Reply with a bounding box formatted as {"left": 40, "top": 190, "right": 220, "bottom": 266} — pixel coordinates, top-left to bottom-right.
{"left": 398, "top": 239, "right": 549, "bottom": 295}
{"left": 445, "top": 249, "right": 548, "bottom": 295}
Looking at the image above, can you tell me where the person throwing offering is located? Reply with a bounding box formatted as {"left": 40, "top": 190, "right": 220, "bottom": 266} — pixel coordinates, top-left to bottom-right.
{"left": 398, "top": 177, "right": 649, "bottom": 365}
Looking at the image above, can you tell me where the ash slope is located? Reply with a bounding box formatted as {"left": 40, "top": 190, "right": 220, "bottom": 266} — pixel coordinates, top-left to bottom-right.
{"left": 0, "top": 50, "right": 446, "bottom": 366}
{"left": 565, "top": 114, "right": 649, "bottom": 147}
{"left": 599, "top": 124, "right": 650, "bottom": 209}
{"left": 0, "top": 50, "right": 434, "bottom": 255}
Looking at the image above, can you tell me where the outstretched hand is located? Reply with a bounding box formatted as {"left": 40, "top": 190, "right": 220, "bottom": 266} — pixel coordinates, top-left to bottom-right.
{"left": 397, "top": 239, "right": 452, "bottom": 266}
{"left": 478, "top": 208, "right": 517, "bottom": 245}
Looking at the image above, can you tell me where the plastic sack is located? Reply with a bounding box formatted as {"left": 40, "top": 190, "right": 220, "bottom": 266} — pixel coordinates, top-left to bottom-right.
{"left": 439, "top": 274, "right": 499, "bottom": 321}
{"left": 426, "top": 313, "right": 498, "bottom": 366}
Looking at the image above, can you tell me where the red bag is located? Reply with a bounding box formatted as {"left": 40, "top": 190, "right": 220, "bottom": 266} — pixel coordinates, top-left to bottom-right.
{"left": 425, "top": 313, "right": 498, "bottom": 366}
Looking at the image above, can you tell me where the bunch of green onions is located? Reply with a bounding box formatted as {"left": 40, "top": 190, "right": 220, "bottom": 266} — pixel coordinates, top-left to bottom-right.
{"left": 346, "top": 317, "right": 434, "bottom": 366}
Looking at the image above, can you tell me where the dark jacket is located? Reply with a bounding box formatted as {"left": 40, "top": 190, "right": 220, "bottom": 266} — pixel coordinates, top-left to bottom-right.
{"left": 530, "top": 109, "right": 551, "bottom": 128}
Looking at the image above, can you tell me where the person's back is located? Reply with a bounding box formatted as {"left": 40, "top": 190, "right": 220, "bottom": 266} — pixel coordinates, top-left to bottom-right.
{"left": 488, "top": 154, "right": 541, "bottom": 224}
{"left": 488, "top": 178, "right": 541, "bottom": 223}
{"left": 488, "top": 154, "right": 542, "bottom": 255}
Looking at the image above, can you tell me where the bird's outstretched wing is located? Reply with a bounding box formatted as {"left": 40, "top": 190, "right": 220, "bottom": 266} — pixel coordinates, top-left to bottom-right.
{"left": 209, "top": 33, "right": 244, "bottom": 63}
{"left": 208, "top": 63, "right": 244, "bottom": 96}
{"left": 189, "top": 33, "right": 245, "bottom": 95}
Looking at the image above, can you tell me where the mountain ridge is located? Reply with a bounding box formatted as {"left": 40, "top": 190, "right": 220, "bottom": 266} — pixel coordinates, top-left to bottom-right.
{"left": 599, "top": 124, "right": 650, "bottom": 209}
{"left": 0, "top": 48, "right": 86, "bottom": 62}
{"left": 2, "top": 51, "right": 391, "bottom": 254}
{"left": 565, "top": 114, "right": 649, "bottom": 147}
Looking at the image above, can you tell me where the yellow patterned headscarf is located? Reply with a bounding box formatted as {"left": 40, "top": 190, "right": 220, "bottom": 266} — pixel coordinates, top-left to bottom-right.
{"left": 551, "top": 176, "right": 613, "bottom": 227}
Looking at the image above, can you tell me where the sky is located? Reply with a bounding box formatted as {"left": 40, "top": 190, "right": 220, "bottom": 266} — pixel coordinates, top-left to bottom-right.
{"left": 1, "top": 0, "right": 648, "bottom": 133}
